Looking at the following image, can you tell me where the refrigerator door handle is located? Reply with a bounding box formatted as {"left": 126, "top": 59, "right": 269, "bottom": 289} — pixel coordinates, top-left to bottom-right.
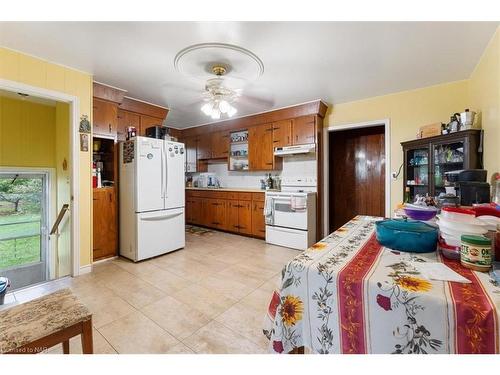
{"left": 164, "top": 143, "right": 169, "bottom": 199}
{"left": 160, "top": 144, "right": 166, "bottom": 199}
{"left": 140, "top": 211, "right": 183, "bottom": 221}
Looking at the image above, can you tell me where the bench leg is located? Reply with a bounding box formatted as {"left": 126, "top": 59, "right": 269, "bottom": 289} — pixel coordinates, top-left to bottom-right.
{"left": 62, "top": 340, "right": 70, "bottom": 354}
{"left": 81, "top": 319, "right": 93, "bottom": 354}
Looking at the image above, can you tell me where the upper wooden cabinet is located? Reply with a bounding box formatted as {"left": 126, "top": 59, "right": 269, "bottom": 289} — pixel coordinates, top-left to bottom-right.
{"left": 273, "top": 119, "right": 293, "bottom": 148}
{"left": 197, "top": 135, "right": 212, "bottom": 160}
{"left": 248, "top": 123, "right": 275, "bottom": 170}
{"left": 211, "top": 131, "right": 230, "bottom": 159}
{"left": 292, "top": 115, "right": 316, "bottom": 145}
{"left": 117, "top": 109, "right": 140, "bottom": 141}
{"left": 93, "top": 98, "right": 118, "bottom": 138}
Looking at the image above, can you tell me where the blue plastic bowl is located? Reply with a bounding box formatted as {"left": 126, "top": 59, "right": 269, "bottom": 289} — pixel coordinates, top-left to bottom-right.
{"left": 375, "top": 219, "right": 438, "bottom": 253}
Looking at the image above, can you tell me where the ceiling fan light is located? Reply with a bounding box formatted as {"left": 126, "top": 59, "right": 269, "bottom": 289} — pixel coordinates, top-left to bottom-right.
{"left": 211, "top": 108, "right": 221, "bottom": 120}
{"left": 219, "top": 100, "right": 230, "bottom": 114}
{"left": 227, "top": 106, "right": 237, "bottom": 117}
{"left": 201, "top": 103, "right": 212, "bottom": 115}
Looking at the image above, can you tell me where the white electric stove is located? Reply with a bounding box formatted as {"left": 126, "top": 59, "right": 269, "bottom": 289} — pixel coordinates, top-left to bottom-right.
{"left": 265, "top": 177, "right": 317, "bottom": 250}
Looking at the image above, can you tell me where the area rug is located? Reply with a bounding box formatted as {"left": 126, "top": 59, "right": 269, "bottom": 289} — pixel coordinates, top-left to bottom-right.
{"left": 185, "top": 225, "right": 214, "bottom": 236}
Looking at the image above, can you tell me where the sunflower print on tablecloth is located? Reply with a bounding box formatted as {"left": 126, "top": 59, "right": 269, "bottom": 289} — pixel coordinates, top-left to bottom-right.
{"left": 280, "top": 295, "right": 304, "bottom": 326}
{"left": 396, "top": 275, "right": 432, "bottom": 292}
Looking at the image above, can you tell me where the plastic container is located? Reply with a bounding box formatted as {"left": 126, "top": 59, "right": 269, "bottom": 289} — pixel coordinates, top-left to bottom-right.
{"left": 460, "top": 235, "right": 492, "bottom": 272}
{"left": 0, "top": 277, "right": 10, "bottom": 305}
{"left": 376, "top": 219, "right": 438, "bottom": 253}
{"left": 439, "top": 237, "right": 461, "bottom": 260}
{"left": 403, "top": 204, "right": 438, "bottom": 221}
{"left": 441, "top": 207, "right": 476, "bottom": 222}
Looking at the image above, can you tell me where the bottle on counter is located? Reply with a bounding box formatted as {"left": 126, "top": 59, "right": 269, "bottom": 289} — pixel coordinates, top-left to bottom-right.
{"left": 266, "top": 173, "right": 273, "bottom": 190}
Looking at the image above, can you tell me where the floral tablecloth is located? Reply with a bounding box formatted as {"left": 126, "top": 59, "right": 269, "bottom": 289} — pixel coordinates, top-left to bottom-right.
{"left": 263, "top": 216, "right": 500, "bottom": 354}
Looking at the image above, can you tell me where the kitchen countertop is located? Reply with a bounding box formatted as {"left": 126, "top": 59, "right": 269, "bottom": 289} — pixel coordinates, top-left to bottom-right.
{"left": 185, "top": 186, "right": 276, "bottom": 193}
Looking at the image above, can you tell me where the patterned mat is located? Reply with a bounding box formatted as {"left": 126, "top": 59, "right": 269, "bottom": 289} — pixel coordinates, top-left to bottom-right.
{"left": 185, "top": 225, "right": 214, "bottom": 236}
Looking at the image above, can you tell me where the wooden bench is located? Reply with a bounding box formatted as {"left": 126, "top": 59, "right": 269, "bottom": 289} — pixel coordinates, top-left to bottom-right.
{"left": 0, "top": 288, "right": 93, "bottom": 354}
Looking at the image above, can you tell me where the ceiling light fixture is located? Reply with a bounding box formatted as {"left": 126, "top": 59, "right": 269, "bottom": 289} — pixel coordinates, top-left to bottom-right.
{"left": 200, "top": 65, "right": 238, "bottom": 119}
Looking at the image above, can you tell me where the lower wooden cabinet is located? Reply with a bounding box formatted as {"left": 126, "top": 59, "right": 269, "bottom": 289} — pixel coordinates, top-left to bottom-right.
{"left": 252, "top": 200, "right": 266, "bottom": 238}
{"left": 93, "top": 187, "right": 117, "bottom": 260}
{"left": 186, "top": 190, "right": 265, "bottom": 239}
{"left": 227, "top": 200, "right": 252, "bottom": 235}
{"left": 203, "top": 198, "right": 227, "bottom": 230}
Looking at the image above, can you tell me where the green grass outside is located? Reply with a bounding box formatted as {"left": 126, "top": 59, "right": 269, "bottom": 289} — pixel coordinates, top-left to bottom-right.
{"left": 0, "top": 212, "right": 41, "bottom": 270}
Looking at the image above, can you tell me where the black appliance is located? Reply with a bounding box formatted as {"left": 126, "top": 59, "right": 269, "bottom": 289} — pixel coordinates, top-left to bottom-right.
{"left": 145, "top": 126, "right": 166, "bottom": 139}
{"left": 445, "top": 169, "right": 487, "bottom": 183}
{"left": 445, "top": 169, "right": 490, "bottom": 206}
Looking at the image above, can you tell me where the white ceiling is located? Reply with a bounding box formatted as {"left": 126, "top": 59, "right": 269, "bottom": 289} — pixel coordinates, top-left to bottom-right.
{"left": 0, "top": 88, "right": 57, "bottom": 106}
{"left": 0, "top": 22, "right": 497, "bottom": 128}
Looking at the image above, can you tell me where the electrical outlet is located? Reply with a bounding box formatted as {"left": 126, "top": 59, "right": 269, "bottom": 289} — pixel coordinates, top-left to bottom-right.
{"left": 391, "top": 171, "right": 398, "bottom": 180}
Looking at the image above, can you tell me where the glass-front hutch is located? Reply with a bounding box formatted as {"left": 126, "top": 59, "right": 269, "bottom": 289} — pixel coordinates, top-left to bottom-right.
{"left": 401, "top": 129, "right": 483, "bottom": 201}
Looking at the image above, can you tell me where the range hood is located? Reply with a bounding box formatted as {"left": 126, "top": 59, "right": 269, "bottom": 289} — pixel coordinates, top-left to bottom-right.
{"left": 274, "top": 143, "right": 316, "bottom": 156}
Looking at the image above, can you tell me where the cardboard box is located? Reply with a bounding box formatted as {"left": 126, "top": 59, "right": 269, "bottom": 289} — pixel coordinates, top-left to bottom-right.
{"left": 419, "top": 122, "right": 442, "bottom": 138}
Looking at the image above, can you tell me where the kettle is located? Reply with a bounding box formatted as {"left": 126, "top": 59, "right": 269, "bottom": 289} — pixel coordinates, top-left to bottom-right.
{"left": 447, "top": 113, "right": 461, "bottom": 133}
{"left": 459, "top": 109, "right": 476, "bottom": 130}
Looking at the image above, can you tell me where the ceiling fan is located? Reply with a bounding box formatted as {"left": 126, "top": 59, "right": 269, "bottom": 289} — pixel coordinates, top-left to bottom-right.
{"left": 200, "top": 65, "right": 239, "bottom": 119}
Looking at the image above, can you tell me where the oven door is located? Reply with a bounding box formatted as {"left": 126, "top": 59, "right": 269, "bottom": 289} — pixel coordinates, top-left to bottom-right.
{"left": 271, "top": 195, "right": 308, "bottom": 230}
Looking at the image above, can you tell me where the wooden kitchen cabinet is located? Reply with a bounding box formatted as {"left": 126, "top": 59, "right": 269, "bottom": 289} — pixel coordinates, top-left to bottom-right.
{"left": 248, "top": 123, "right": 275, "bottom": 170}
{"left": 226, "top": 200, "right": 240, "bottom": 233}
{"left": 205, "top": 198, "right": 227, "bottom": 230}
{"left": 273, "top": 119, "right": 293, "bottom": 148}
{"left": 187, "top": 197, "right": 203, "bottom": 225}
{"left": 93, "top": 187, "right": 117, "bottom": 260}
{"left": 226, "top": 200, "right": 252, "bottom": 235}
{"left": 197, "top": 135, "right": 212, "bottom": 160}
{"left": 292, "top": 115, "right": 316, "bottom": 145}
{"left": 117, "top": 109, "right": 140, "bottom": 141}
{"left": 211, "top": 131, "right": 230, "bottom": 159}
{"left": 93, "top": 98, "right": 118, "bottom": 138}
{"left": 185, "top": 189, "right": 265, "bottom": 239}
{"left": 238, "top": 200, "right": 252, "bottom": 235}
{"left": 252, "top": 200, "right": 266, "bottom": 238}
{"left": 139, "top": 114, "right": 164, "bottom": 136}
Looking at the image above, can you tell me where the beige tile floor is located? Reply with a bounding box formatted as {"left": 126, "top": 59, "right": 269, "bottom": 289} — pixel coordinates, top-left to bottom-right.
{"left": 2, "top": 229, "right": 299, "bottom": 354}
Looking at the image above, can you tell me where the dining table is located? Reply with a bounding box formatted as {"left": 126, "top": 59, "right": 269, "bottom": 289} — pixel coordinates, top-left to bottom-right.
{"left": 263, "top": 215, "right": 500, "bottom": 354}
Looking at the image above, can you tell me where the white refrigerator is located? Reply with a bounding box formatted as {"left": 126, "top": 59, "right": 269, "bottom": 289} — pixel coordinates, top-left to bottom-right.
{"left": 119, "top": 136, "right": 185, "bottom": 261}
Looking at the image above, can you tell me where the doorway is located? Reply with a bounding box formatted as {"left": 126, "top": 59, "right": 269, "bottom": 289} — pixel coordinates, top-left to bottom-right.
{"left": 328, "top": 125, "right": 386, "bottom": 232}
{"left": 0, "top": 85, "right": 76, "bottom": 291}
{"left": 0, "top": 172, "right": 49, "bottom": 289}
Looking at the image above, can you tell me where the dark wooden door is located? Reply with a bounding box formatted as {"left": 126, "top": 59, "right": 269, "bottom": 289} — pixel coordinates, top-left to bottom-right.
{"left": 329, "top": 126, "right": 385, "bottom": 231}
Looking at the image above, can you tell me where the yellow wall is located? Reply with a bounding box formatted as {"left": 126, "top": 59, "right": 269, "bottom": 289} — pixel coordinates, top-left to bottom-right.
{"left": 325, "top": 80, "right": 470, "bottom": 212}
{"left": 0, "top": 97, "right": 56, "bottom": 167}
{"left": 469, "top": 27, "right": 500, "bottom": 180}
{"left": 0, "top": 47, "right": 93, "bottom": 268}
